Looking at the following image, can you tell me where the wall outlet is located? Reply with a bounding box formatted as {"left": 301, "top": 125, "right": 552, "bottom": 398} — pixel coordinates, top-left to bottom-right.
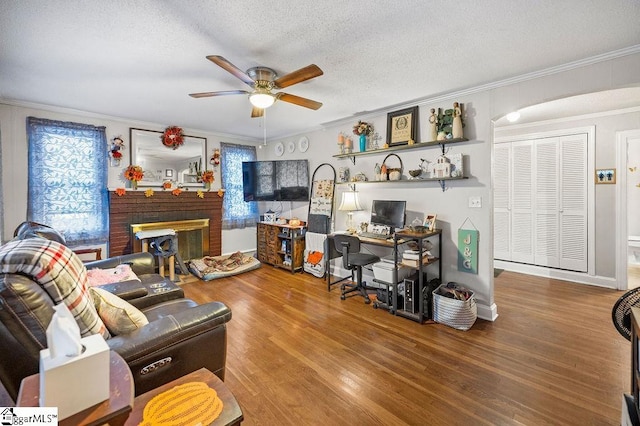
{"left": 469, "top": 196, "right": 482, "bottom": 208}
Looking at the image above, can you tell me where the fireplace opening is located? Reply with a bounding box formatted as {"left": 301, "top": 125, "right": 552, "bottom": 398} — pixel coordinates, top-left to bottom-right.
{"left": 130, "top": 219, "right": 210, "bottom": 262}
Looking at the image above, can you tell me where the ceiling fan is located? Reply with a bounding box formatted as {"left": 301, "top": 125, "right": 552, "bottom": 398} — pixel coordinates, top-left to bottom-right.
{"left": 189, "top": 55, "right": 324, "bottom": 118}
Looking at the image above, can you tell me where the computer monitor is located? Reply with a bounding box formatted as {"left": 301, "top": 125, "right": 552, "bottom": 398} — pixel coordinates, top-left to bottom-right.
{"left": 370, "top": 200, "right": 406, "bottom": 230}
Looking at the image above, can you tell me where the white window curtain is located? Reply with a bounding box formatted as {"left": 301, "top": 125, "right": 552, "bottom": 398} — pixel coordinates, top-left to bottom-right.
{"left": 220, "top": 142, "right": 259, "bottom": 229}
{"left": 27, "top": 117, "right": 108, "bottom": 246}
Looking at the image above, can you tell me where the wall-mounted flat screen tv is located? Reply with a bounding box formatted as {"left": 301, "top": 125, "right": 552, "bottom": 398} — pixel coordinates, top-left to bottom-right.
{"left": 242, "top": 159, "right": 310, "bottom": 202}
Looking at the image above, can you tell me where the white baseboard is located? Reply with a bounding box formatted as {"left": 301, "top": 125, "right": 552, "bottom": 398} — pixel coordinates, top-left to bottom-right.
{"left": 494, "top": 260, "right": 618, "bottom": 289}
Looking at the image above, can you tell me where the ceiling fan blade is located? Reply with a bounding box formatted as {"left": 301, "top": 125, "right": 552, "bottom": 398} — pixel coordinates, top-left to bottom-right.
{"left": 251, "top": 107, "right": 264, "bottom": 118}
{"left": 206, "top": 55, "right": 255, "bottom": 87}
{"left": 277, "top": 93, "right": 323, "bottom": 110}
{"left": 189, "top": 90, "right": 249, "bottom": 98}
{"left": 273, "top": 64, "right": 323, "bottom": 89}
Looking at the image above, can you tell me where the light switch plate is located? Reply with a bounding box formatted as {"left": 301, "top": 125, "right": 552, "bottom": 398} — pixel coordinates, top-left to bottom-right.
{"left": 469, "top": 196, "right": 482, "bottom": 208}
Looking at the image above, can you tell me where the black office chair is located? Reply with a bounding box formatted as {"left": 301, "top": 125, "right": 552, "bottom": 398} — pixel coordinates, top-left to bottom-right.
{"left": 334, "top": 234, "right": 380, "bottom": 303}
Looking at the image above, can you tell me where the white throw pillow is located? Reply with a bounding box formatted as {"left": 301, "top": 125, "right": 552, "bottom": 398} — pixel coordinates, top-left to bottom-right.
{"left": 89, "top": 287, "right": 149, "bottom": 335}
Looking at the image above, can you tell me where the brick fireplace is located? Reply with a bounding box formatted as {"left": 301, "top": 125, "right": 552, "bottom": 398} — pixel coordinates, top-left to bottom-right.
{"left": 108, "top": 191, "right": 223, "bottom": 258}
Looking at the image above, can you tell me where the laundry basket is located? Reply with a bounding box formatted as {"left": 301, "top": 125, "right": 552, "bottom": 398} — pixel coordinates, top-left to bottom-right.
{"left": 432, "top": 282, "right": 477, "bottom": 330}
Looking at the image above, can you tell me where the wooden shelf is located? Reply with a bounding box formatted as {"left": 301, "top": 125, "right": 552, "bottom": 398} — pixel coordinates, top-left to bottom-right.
{"left": 333, "top": 137, "right": 469, "bottom": 160}
{"left": 337, "top": 176, "right": 468, "bottom": 185}
{"left": 333, "top": 138, "right": 470, "bottom": 191}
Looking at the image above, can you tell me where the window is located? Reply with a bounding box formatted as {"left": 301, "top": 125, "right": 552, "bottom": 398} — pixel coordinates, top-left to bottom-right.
{"left": 220, "top": 142, "right": 258, "bottom": 229}
{"left": 27, "top": 117, "right": 108, "bottom": 246}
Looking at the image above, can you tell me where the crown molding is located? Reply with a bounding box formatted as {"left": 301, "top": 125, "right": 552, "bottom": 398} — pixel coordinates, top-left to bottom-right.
{"left": 320, "top": 44, "right": 640, "bottom": 130}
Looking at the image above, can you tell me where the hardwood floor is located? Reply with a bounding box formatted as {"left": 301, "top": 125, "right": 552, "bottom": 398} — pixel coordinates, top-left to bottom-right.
{"left": 180, "top": 267, "right": 630, "bottom": 426}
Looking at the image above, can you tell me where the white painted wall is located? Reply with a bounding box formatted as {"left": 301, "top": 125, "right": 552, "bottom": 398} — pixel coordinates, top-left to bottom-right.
{"left": 2, "top": 51, "right": 640, "bottom": 320}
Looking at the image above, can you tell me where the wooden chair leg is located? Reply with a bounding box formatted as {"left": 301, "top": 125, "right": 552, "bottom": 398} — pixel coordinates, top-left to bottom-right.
{"left": 158, "top": 255, "right": 165, "bottom": 277}
{"left": 168, "top": 255, "right": 175, "bottom": 281}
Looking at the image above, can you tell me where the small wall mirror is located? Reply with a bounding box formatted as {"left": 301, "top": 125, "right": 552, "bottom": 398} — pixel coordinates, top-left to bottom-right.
{"left": 129, "top": 128, "right": 207, "bottom": 187}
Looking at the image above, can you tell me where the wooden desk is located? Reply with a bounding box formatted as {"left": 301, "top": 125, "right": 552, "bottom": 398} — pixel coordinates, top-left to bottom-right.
{"left": 324, "top": 233, "right": 404, "bottom": 291}
{"left": 125, "top": 368, "right": 243, "bottom": 426}
{"left": 17, "top": 351, "right": 134, "bottom": 426}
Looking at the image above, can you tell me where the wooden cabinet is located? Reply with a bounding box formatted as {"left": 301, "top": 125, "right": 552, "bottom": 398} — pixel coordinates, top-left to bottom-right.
{"left": 257, "top": 222, "right": 306, "bottom": 273}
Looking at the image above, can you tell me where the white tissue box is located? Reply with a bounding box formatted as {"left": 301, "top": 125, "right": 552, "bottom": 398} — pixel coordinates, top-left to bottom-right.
{"left": 39, "top": 334, "right": 110, "bottom": 419}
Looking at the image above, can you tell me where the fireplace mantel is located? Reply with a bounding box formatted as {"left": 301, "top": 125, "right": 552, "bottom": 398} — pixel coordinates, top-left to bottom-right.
{"left": 108, "top": 191, "right": 222, "bottom": 257}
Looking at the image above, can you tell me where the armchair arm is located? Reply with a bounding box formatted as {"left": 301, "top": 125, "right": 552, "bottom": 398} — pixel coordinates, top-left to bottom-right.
{"left": 86, "top": 252, "right": 156, "bottom": 275}
{"left": 106, "top": 300, "right": 232, "bottom": 395}
{"left": 97, "top": 280, "right": 148, "bottom": 301}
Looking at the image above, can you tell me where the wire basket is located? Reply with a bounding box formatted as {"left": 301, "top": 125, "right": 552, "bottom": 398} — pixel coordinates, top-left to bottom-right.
{"left": 432, "top": 283, "right": 477, "bottom": 330}
{"left": 382, "top": 153, "right": 403, "bottom": 180}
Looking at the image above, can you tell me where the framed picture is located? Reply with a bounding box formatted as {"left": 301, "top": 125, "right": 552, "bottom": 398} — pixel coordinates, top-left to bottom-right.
{"left": 165, "top": 169, "right": 174, "bottom": 178}
{"left": 424, "top": 214, "right": 437, "bottom": 231}
{"left": 387, "top": 106, "right": 419, "bottom": 146}
{"left": 595, "top": 168, "right": 616, "bottom": 184}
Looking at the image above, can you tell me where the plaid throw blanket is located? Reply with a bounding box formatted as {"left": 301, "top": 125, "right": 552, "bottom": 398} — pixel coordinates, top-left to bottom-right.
{"left": 0, "top": 238, "right": 109, "bottom": 339}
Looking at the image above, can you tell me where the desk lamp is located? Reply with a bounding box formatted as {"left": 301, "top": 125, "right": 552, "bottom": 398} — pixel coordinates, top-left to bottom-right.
{"left": 338, "top": 190, "right": 362, "bottom": 234}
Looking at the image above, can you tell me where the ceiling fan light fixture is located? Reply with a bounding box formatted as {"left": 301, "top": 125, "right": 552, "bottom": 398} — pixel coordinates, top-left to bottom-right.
{"left": 249, "top": 91, "right": 275, "bottom": 109}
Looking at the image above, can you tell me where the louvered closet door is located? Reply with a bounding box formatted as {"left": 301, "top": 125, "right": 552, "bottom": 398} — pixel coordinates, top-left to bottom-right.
{"left": 511, "top": 141, "right": 534, "bottom": 264}
{"left": 494, "top": 143, "right": 511, "bottom": 260}
{"left": 559, "top": 134, "right": 588, "bottom": 272}
{"left": 534, "top": 138, "right": 560, "bottom": 267}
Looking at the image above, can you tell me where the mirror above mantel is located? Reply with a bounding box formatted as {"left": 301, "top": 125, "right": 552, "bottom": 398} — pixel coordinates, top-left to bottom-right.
{"left": 129, "top": 128, "right": 207, "bottom": 188}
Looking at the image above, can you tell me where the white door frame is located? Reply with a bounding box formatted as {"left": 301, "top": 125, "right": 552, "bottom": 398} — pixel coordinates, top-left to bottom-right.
{"left": 616, "top": 129, "right": 640, "bottom": 290}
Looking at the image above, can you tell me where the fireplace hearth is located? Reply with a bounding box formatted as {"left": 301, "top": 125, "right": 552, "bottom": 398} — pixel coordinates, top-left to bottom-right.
{"left": 109, "top": 191, "right": 222, "bottom": 258}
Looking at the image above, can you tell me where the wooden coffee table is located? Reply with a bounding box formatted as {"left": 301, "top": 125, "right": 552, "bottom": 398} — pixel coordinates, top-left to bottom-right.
{"left": 125, "top": 368, "right": 243, "bottom": 426}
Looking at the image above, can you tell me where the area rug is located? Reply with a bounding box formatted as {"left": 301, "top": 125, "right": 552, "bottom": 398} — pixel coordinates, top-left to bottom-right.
{"left": 188, "top": 251, "right": 261, "bottom": 281}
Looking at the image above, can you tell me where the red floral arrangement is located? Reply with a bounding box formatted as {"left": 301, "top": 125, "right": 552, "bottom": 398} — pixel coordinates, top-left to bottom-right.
{"left": 162, "top": 126, "right": 184, "bottom": 150}
{"left": 201, "top": 170, "right": 214, "bottom": 184}
{"left": 124, "top": 165, "right": 144, "bottom": 182}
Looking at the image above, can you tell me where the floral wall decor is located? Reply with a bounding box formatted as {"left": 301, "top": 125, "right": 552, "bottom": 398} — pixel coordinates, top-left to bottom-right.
{"left": 110, "top": 136, "right": 125, "bottom": 166}
{"left": 162, "top": 126, "right": 184, "bottom": 149}
{"left": 210, "top": 148, "right": 221, "bottom": 167}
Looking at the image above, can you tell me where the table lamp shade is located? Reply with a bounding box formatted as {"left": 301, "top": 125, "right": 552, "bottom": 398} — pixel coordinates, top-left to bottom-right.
{"left": 338, "top": 191, "right": 362, "bottom": 212}
{"left": 338, "top": 191, "right": 361, "bottom": 233}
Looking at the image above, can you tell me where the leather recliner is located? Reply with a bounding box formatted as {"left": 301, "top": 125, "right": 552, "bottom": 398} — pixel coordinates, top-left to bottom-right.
{"left": 0, "top": 222, "right": 232, "bottom": 401}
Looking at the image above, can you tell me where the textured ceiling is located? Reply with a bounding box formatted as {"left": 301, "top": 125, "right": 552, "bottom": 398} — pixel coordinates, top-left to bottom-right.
{"left": 1, "top": 1, "right": 639, "bottom": 140}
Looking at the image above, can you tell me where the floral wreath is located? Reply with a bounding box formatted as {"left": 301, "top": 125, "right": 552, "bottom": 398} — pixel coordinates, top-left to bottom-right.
{"left": 162, "top": 126, "right": 184, "bottom": 150}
